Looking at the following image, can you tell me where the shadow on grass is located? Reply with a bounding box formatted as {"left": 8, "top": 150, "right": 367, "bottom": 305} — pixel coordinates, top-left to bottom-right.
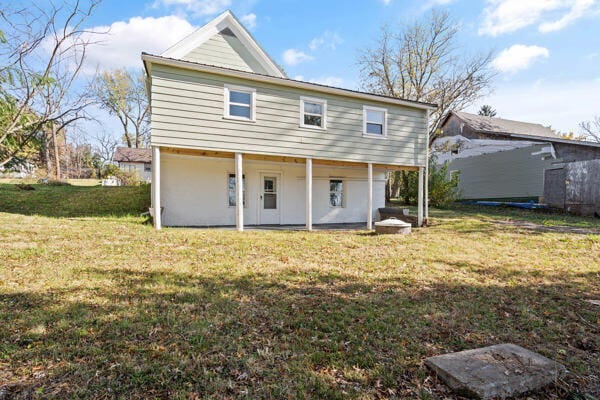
{"left": 0, "top": 183, "right": 150, "bottom": 218}
{"left": 2, "top": 266, "right": 599, "bottom": 399}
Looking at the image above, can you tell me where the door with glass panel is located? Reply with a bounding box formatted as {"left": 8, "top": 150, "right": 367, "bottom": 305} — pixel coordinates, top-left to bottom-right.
{"left": 259, "top": 173, "right": 281, "bottom": 225}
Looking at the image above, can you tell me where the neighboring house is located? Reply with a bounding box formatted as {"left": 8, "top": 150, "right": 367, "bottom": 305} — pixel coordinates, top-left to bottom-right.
{"left": 113, "top": 147, "right": 152, "bottom": 182}
{"left": 142, "top": 11, "right": 435, "bottom": 230}
{"left": 433, "top": 111, "right": 600, "bottom": 206}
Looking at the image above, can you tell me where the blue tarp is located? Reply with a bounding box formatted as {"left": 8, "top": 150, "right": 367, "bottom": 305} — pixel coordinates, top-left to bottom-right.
{"left": 463, "top": 200, "right": 549, "bottom": 210}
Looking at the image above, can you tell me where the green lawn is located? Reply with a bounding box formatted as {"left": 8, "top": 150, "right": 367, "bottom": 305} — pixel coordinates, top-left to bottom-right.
{"left": 1, "top": 183, "right": 599, "bottom": 399}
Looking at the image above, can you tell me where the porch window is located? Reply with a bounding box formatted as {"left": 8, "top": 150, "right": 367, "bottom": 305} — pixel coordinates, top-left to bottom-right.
{"left": 363, "top": 106, "right": 387, "bottom": 137}
{"left": 329, "top": 179, "right": 343, "bottom": 207}
{"left": 300, "top": 96, "right": 327, "bottom": 129}
{"left": 224, "top": 84, "right": 256, "bottom": 121}
{"left": 228, "top": 173, "right": 246, "bottom": 207}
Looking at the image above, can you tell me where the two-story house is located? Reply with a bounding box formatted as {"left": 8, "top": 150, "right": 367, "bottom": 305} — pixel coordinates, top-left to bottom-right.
{"left": 142, "top": 11, "right": 435, "bottom": 230}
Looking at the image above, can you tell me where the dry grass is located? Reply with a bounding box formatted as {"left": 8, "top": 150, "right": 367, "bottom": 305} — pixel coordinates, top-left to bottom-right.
{"left": 0, "top": 184, "right": 599, "bottom": 399}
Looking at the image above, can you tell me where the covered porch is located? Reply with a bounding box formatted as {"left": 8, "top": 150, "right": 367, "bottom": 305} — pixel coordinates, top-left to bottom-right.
{"left": 151, "top": 146, "right": 427, "bottom": 231}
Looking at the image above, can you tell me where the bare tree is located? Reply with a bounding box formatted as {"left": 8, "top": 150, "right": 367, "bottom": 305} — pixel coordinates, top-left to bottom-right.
{"left": 93, "top": 130, "right": 118, "bottom": 166}
{"left": 358, "top": 10, "right": 494, "bottom": 142}
{"left": 90, "top": 69, "right": 150, "bottom": 148}
{"left": 579, "top": 116, "right": 600, "bottom": 143}
{"left": 0, "top": 0, "right": 101, "bottom": 171}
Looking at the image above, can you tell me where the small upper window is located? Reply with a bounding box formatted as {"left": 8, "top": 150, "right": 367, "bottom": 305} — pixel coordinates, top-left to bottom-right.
{"left": 363, "top": 106, "right": 387, "bottom": 137}
{"left": 329, "top": 179, "right": 343, "bottom": 207}
{"left": 300, "top": 97, "right": 326, "bottom": 129}
{"left": 224, "top": 85, "right": 256, "bottom": 121}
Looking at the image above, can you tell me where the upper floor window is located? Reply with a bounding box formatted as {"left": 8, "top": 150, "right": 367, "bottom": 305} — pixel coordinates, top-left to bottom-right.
{"left": 224, "top": 84, "right": 256, "bottom": 121}
{"left": 363, "top": 106, "right": 387, "bottom": 137}
{"left": 300, "top": 96, "right": 327, "bottom": 129}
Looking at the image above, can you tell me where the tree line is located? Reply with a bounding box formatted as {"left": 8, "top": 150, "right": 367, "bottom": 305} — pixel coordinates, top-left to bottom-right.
{"left": 0, "top": 1, "right": 148, "bottom": 180}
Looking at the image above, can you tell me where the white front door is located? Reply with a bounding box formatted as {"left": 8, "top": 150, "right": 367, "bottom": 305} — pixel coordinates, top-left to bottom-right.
{"left": 259, "top": 173, "right": 281, "bottom": 225}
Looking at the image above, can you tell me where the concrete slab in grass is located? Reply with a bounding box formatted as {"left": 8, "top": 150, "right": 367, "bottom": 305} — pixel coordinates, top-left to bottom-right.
{"left": 425, "top": 343, "right": 567, "bottom": 399}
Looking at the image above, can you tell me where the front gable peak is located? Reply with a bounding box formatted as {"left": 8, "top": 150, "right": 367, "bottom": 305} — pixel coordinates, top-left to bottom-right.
{"left": 161, "top": 10, "right": 286, "bottom": 78}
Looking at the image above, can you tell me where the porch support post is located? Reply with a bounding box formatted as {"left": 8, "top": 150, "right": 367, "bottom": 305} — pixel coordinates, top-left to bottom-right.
{"left": 367, "top": 162, "right": 373, "bottom": 230}
{"left": 425, "top": 109, "right": 430, "bottom": 224}
{"left": 235, "top": 152, "right": 244, "bottom": 232}
{"left": 418, "top": 166, "right": 424, "bottom": 227}
{"left": 152, "top": 146, "right": 161, "bottom": 230}
{"left": 306, "top": 158, "right": 312, "bottom": 231}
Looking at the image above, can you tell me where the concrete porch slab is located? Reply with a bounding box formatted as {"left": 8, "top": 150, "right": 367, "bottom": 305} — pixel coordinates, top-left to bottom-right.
{"left": 425, "top": 343, "right": 567, "bottom": 399}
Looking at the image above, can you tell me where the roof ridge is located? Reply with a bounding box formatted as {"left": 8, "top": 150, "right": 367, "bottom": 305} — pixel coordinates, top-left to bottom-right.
{"left": 455, "top": 111, "right": 549, "bottom": 128}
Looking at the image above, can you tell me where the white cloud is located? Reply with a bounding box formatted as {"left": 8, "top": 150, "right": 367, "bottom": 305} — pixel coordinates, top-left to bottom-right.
{"left": 492, "top": 44, "right": 549, "bottom": 73}
{"left": 151, "top": 0, "right": 231, "bottom": 17}
{"left": 240, "top": 13, "right": 257, "bottom": 29}
{"left": 423, "top": 0, "right": 456, "bottom": 7}
{"left": 539, "top": 0, "right": 595, "bottom": 32}
{"left": 382, "top": 0, "right": 392, "bottom": 5}
{"left": 469, "top": 78, "right": 600, "bottom": 133}
{"left": 282, "top": 49, "right": 313, "bottom": 66}
{"left": 308, "top": 76, "right": 344, "bottom": 87}
{"left": 78, "top": 15, "right": 196, "bottom": 73}
{"left": 308, "top": 31, "right": 343, "bottom": 51}
{"left": 479, "top": 0, "right": 597, "bottom": 36}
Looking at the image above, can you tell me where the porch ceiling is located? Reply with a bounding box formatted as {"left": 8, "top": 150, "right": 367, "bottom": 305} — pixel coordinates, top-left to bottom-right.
{"left": 160, "top": 146, "right": 419, "bottom": 171}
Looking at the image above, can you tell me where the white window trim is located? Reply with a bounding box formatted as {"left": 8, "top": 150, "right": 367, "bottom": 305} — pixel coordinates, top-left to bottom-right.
{"left": 299, "top": 96, "right": 327, "bottom": 130}
{"left": 227, "top": 172, "right": 247, "bottom": 208}
{"left": 363, "top": 105, "right": 388, "bottom": 138}
{"left": 224, "top": 84, "right": 256, "bottom": 122}
{"left": 329, "top": 178, "right": 344, "bottom": 208}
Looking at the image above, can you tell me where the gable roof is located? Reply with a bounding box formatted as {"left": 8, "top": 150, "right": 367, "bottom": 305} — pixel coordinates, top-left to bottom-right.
{"left": 113, "top": 147, "right": 151, "bottom": 163}
{"left": 443, "top": 111, "right": 600, "bottom": 148}
{"left": 160, "top": 10, "right": 286, "bottom": 78}
{"left": 451, "top": 111, "right": 557, "bottom": 138}
{"left": 142, "top": 53, "right": 437, "bottom": 111}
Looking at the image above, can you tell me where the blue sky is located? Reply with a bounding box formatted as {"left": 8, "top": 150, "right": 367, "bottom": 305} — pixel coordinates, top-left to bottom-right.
{"left": 77, "top": 0, "right": 600, "bottom": 135}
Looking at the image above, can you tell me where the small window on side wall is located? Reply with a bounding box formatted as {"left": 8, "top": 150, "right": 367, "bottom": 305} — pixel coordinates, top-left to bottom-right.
{"left": 228, "top": 173, "right": 246, "bottom": 207}
{"left": 224, "top": 85, "right": 256, "bottom": 121}
{"left": 300, "top": 97, "right": 326, "bottom": 129}
{"left": 363, "top": 106, "right": 387, "bottom": 137}
{"left": 329, "top": 179, "right": 343, "bottom": 207}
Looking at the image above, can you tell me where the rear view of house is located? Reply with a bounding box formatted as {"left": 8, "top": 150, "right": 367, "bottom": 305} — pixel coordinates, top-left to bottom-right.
{"left": 142, "top": 11, "right": 434, "bottom": 230}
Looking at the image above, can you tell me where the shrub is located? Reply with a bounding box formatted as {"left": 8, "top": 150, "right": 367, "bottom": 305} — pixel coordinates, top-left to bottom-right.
{"left": 428, "top": 155, "right": 461, "bottom": 208}
{"left": 388, "top": 155, "right": 461, "bottom": 208}
{"left": 101, "top": 164, "right": 141, "bottom": 186}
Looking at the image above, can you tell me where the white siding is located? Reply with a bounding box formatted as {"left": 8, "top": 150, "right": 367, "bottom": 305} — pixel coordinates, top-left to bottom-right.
{"left": 119, "top": 162, "right": 152, "bottom": 182}
{"left": 150, "top": 64, "right": 428, "bottom": 167}
{"left": 160, "top": 153, "right": 386, "bottom": 226}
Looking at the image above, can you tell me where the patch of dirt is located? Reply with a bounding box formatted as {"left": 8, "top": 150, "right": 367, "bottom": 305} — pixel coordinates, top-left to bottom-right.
{"left": 492, "top": 220, "right": 600, "bottom": 235}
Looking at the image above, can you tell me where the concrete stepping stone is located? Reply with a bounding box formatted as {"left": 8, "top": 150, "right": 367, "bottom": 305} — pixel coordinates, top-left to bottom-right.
{"left": 425, "top": 343, "right": 567, "bottom": 399}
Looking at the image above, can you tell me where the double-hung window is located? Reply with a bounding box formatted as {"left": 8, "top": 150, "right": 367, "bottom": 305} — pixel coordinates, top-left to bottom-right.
{"left": 224, "top": 85, "right": 256, "bottom": 121}
{"left": 329, "top": 179, "right": 343, "bottom": 207}
{"left": 363, "top": 106, "right": 387, "bottom": 137}
{"left": 300, "top": 96, "right": 326, "bottom": 129}
{"left": 228, "top": 173, "right": 246, "bottom": 207}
